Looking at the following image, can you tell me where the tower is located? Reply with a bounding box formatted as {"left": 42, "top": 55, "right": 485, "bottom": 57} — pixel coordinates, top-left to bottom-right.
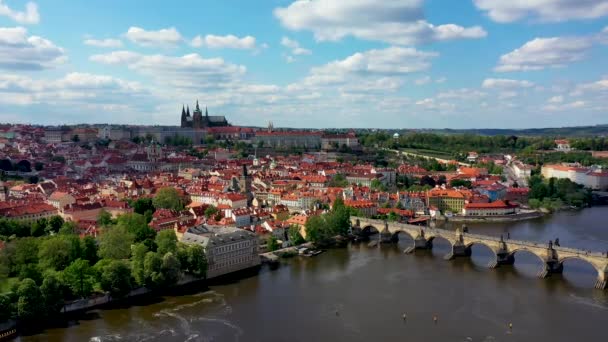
{"left": 239, "top": 164, "right": 253, "bottom": 205}
{"left": 193, "top": 100, "right": 203, "bottom": 129}
{"left": 180, "top": 105, "right": 187, "bottom": 127}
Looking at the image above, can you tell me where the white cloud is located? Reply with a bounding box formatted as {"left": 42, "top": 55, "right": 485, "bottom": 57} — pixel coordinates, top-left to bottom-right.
{"left": 435, "top": 77, "right": 447, "bottom": 84}
{"left": 0, "top": 26, "right": 66, "bottom": 70}
{"left": 281, "top": 36, "right": 311, "bottom": 55}
{"left": 0, "top": 1, "right": 39, "bottom": 24}
{"left": 543, "top": 100, "right": 586, "bottom": 111}
{"left": 84, "top": 38, "right": 123, "bottom": 48}
{"left": 285, "top": 55, "right": 295, "bottom": 63}
{"left": 482, "top": 78, "right": 534, "bottom": 89}
{"left": 191, "top": 34, "right": 257, "bottom": 50}
{"left": 415, "top": 76, "right": 431, "bottom": 85}
{"left": 90, "top": 51, "right": 246, "bottom": 90}
{"left": 495, "top": 36, "right": 592, "bottom": 72}
{"left": 274, "top": 0, "right": 486, "bottom": 45}
{"left": 473, "top": 0, "right": 608, "bottom": 23}
{"left": 548, "top": 95, "right": 564, "bottom": 103}
{"left": 125, "top": 27, "right": 183, "bottom": 47}
{"left": 0, "top": 72, "right": 146, "bottom": 106}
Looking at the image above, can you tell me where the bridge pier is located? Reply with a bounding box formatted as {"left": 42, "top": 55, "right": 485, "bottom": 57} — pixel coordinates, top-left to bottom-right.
{"left": 414, "top": 236, "right": 432, "bottom": 249}
{"left": 489, "top": 252, "right": 515, "bottom": 269}
{"left": 595, "top": 272, "right": 607, "bottom": 290}
{"left": 538, "top": 259, "right": 563, "bottom": 278}
{"left": 380, "top": 231, "right": 394, "bottom": 244}
{"left": 445, "top": 243, "right": 471, "bottom": 260}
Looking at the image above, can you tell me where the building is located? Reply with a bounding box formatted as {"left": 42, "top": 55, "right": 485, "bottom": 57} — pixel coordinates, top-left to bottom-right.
{"left": 0, "top": 203, "right": 58, "bottom": 222}
{"left": 178, "top": 224, "right": 260, "bottom": 279}
{"left": 512, "top": 161, "right": 532, "bottom": 179}
{"left": 541, "top": 164, "right": 608, "bottom": 190}
{"left": 462, "top": 200, "right": 519, "bottom": 216}
{"left": 47, "top": 191, "right": 76, "bottom": 210}
{"left": 254, "top": 124, "right": 322, "bottom": 149}
{"left": 427, "top": 189, "right": 465, "bottom": 214}
{"left": 181, "top": 101, "right": 229, "bottom": 129}
{"left": 321, "top": 132, "right": 359, "bottom": 150}
{"left": 555, "top": 139, "right": 571, "bottom": 152}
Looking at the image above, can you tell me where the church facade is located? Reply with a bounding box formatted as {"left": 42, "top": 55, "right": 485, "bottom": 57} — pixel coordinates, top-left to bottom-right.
{"left": 181, "top": 101, "right": 229, "bottom": 129}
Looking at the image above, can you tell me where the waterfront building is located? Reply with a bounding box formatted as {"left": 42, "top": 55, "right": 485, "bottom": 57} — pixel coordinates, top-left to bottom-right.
{"left": 462, "top": 200, "right": 519, "bottom": 216}
{"left": 178, "top": 224, "right": 260, "bottom": 279}
{"left": 427, "top": 189, "right": 465, "bottom": 214}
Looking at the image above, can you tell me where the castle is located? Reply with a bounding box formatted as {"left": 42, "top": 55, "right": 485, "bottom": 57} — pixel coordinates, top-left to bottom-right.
{"left": 181, "top": 101, "right": 229, "bottom": 129}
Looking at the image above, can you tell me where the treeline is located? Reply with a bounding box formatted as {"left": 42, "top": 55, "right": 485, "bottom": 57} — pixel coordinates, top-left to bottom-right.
{"left": 304, "top": 198, "right": 358, "bottom": 244}
{"left": 360, "top": 132, "right": 608, "bottom": 156}
{"left": 0, "top": 213, "right": 207, "bottom": 324}
{"left": 528, "top": 176, "right": 591, "bottom": 210}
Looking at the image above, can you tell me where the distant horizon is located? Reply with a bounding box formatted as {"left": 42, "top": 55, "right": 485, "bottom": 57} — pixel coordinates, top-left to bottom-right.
{"left": 2, "top": 121, "right": 607, "bottom": 133}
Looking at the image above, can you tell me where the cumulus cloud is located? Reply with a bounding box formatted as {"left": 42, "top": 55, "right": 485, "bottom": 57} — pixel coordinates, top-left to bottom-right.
{"left": 473, "top": 0, "right": 608, "bottom": 23}
{"left": 0, "top": 1, "right": 39, "bottom": 24}
{"left": 191, "top": 34, "right": 257, "bottom": 50}
{"left": 415, "top": 76, "right": 431, "bottom": 85}
{"left": 281, "top": 37, "right": 311, "bottom": 55}
{"left": 495, "top": 36, "right": 592, "bottom": 72}
{"left": 482, "top": 78, "right": 534, "bottom": 88}
{"left": 0, "top": 26, "right": 66, "bottom": 70}
{"left": 0, "top": 72, "right": 146, "bottom": 106}
{"left": 90, "top": 51, "right": 246, "bottom": 90}
{"left": 125, "top": 27, "right": 183, "bottom": 47}
{"left": 274, "top": 0, "right": 486, "bottom": 45}
{"left": 84, "top": 38, "right": 123, "bottom": 48}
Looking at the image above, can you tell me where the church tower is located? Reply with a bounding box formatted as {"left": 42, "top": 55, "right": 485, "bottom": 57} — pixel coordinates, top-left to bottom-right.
{"left": 180, "top": 105, "right": 187, "bottom": 128}
{"left": 193, "top": 100, "right": 203, "bottom": 129}
{"left": 239, "top": 164, "right": 253, "bottom": 205}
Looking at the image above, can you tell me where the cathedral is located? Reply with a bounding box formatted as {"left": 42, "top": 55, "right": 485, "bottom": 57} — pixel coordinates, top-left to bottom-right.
{"left": 181, "top": 101, "right": 229, "bottom": 129}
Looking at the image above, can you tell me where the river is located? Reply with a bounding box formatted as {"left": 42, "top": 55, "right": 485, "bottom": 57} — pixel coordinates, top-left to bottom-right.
{"left": 20, "top": 207, "right": 608, "bottom": 342}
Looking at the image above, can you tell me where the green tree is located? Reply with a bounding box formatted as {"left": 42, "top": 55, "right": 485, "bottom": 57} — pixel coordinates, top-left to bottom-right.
{"left": 17, "top": 278, "right": 44, "bottom": 321}
{"left": 63, "top": 259, "right": 95, "bottom": 298}
{"left": 46, "top": 216, "right": 64, "bottom": 234}
{"left": 81, "top": 236, "right": 99, "bottom": 265}
{"left": 38, "top": 236, "right": 73, "bottom": 271}
{"left": 40, "top": 272, "right": 65, "bottom": 314}
{"left": 288, "top": 225, "right": 305, "bottom": 245}
{"left": 97, "top": 210, "right": 113, "bottom": 226}
{"left": 30, "top": 218, "right": 47, "bottom": 237}
{"left": 304, "top": 215, "right": 328, "bottom": 244}
{"left": 131, "top": 243, "right": 148, "bottom": 287}
{"left": 161, "top": 253, "right": 180, "bottom": 286}
{"left": 18, "top": 263, "right": 43, "bottom": 285}
{"left": 98, "top": 227, "right": 134, "bottom": 260}
{"left": 14, "top": 237, "right": 40, "bottom": 270}
{"left": 155, "top": 230, "right": 178, "bottom": 256}
{"left": 143, "top": 252, "right": 164, "bottom": 288}
{"left": 204, "top": 205, "right": 218, "bottom": 218}
{"left": 266, "top": 236, "right": 279, "bottom": 251}
{"left": 0, "top": 293, "right": 12, "bottom": 321}
{"left": 131, "top": 198, "right": 155, "bottom": 216}
{"left": 100, "top": 260, "right": 132, "bottom": 298}
{"left": 116, "top": 213, "right": 156, "bottom": 243}
{"left": 152, "top": 187, "right": 185, "bottom": 211}
{"left": 58, "top": 221, "right": 78, "bottom": 235}
{"left": 187, "top": 244, "right": 207, "bottom": 278}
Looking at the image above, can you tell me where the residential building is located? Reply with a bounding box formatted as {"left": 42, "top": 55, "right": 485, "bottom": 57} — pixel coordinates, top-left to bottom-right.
{"left": 462, "top": 201, "right": 519, "bottom": 216}
{"left": 427, "top": 189, "right": 465, "bottom": 214}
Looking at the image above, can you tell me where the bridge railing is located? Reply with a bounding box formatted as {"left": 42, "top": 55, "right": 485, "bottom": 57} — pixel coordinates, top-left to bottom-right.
{"left": 352, "top": 217, "right": 607, "bottom": 258}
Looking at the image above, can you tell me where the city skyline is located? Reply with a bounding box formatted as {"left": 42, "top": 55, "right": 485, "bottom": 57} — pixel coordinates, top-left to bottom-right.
{"left": 1, "top": 0, "right": 608, "bottom": 128}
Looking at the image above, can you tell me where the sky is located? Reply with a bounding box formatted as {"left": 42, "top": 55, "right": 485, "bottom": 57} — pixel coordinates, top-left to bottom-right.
{"left": 0, "top": 0, "right": 608, "bottom": 129}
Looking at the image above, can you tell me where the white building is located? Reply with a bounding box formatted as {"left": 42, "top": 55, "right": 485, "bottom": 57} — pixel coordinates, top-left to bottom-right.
{"left": 178, "top": 225, "right": 260, "bottom": 279}
{"left": 512, "top": 161, "right": 532, "bottom": 179}
{"left": 541, "top": 164, "right": 608, "bottom": 190}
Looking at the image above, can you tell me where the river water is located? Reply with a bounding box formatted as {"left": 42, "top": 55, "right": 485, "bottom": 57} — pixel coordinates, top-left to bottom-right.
{"left": 21, "top": 207, "right": 608, "bottom": 342}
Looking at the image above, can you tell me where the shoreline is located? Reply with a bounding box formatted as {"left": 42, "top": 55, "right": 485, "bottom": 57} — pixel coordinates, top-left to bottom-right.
{"left": 446, "top": 211, "right": 544, "bottom": 223}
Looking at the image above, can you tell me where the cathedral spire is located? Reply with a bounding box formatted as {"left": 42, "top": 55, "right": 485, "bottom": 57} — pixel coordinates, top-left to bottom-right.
{"left": 195, "top": 100, "right": 200, "bottom": 112}
{"left": 186, "top": 106, "right": 190, "bottom": 116}
{"left": 205, "top": 106, "right": 208, "bottom": 117}
{"left": 181, "top": 105, "right": 185, "bottom": 116}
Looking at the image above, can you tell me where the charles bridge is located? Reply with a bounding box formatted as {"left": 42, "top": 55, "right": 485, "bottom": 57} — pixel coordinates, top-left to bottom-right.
{"left": 350, "top": 217, "right": 608, "bottom": 289}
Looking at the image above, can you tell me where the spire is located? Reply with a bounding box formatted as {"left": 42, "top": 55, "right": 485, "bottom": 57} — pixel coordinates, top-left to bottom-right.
{"left": 186, "top": 106, "right": 190, "bottom": 116}
{"left": 205, "top": 106, "right": 208, "bottom": 117}
{"left": 181, "top": 105, "right": 186, "bottom": 116}
{"left": 196, "top": 100, "right": 200, "bottom": 112}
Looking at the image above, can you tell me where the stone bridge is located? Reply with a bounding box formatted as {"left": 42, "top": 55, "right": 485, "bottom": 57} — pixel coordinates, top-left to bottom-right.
{"left": 351, "top": 217, "right": 608, "bottom": 289}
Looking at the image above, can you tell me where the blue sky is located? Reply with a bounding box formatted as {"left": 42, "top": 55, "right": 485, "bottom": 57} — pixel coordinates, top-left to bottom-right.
{"left": 1, "top": 0, "right": 608, "bottom": 129}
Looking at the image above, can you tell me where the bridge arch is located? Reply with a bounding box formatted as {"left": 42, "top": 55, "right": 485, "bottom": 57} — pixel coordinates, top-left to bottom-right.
{"left": 558, "top": 256, "right": 604, "bottom": 277}
{"left": 361, "top": 225, "right": 382, "bottom": 236}
{"left": 391, "top": 229, "right": 416, "bottom": 242}
{"left": 426, "top": 235, "right": 455, "bottom": 249}
{"left": 465, "top": 241, "right": 497, "bottom": 256}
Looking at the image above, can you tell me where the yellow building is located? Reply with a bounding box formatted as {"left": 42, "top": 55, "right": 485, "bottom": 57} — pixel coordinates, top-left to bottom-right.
{"left": 427, "top": 189, "right": 465, "bottom": 214}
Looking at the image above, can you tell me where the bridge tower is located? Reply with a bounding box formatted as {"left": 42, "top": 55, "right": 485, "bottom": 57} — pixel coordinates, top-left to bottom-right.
{"left": 538, "top": 240, "right": 564, "bottom": 278}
